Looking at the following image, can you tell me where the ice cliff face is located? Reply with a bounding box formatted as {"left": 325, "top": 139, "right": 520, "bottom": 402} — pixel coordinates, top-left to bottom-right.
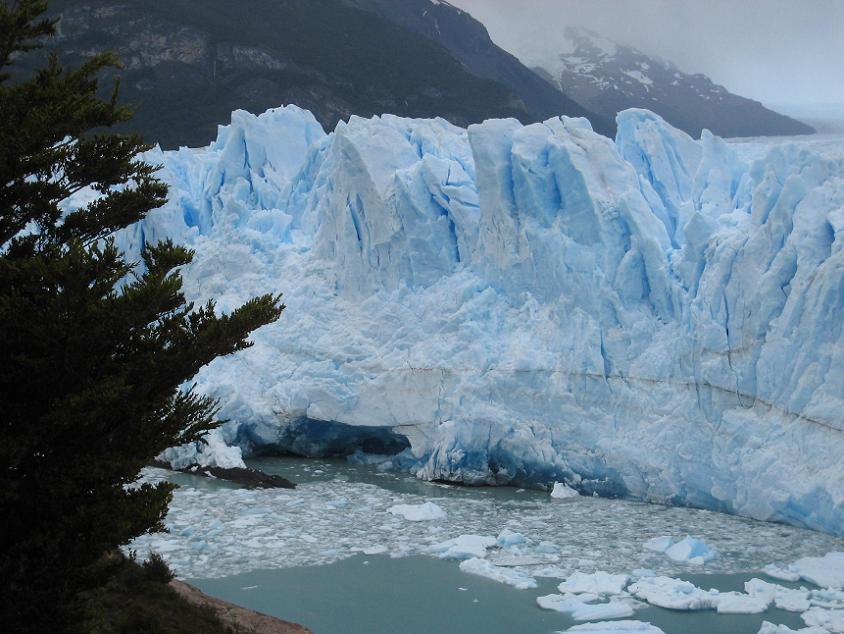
{"left": 114, "top": 105, "right": 844, "bottom": 535}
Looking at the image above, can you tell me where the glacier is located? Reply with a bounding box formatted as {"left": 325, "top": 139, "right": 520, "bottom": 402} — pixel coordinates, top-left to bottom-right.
{"left": 106, "top": 104, "right": 844, "bottom": 535}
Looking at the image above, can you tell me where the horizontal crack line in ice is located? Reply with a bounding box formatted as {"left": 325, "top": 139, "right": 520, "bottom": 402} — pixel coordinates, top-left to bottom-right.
{"left": 305, "top": 365, "right": 842, "bottom": 434}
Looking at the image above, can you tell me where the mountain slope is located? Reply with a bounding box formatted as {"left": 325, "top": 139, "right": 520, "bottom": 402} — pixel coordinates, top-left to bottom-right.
{"left": 520, "top": 27, "right": 814, "bottom": 138}
{"left": 31, "top": 0, "right": 538, "bottom": 148}
{"left": 341, "top": 0, "right": 614, "bottom": 137}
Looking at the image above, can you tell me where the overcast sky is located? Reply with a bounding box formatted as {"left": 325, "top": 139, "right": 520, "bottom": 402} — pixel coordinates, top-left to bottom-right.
{"left": 449, "top": 0, "right": 844, "bottom": 107}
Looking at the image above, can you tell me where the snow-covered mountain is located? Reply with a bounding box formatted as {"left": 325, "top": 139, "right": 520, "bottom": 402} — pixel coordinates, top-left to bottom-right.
{"left": 517, "top": 27, "right": 814, "bottom": 139}
{"left": 101, "top": 105, "right": 844, "bottom": 537}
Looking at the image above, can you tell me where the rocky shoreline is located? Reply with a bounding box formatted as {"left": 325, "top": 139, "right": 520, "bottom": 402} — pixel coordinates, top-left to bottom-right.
{"left": 151, "top": 460, "right": 296, "bottom": 489}
{"left": 170, "top": 580, "right": 311, "bottom": 634}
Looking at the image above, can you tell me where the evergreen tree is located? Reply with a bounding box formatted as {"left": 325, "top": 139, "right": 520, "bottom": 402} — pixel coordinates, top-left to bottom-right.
{"left": 0, "top": 1, "right": 285, "bottom": 630}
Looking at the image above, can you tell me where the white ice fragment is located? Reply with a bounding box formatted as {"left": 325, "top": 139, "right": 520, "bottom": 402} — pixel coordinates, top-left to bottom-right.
{"left": 746, "top": 578, "right": 810, "bottom": 612}
{"left": 536, "top": 593, "right": 635, "bottom": 621}
{"left": 715, "top": 591, "right": 770, "bottom": 614}
{"left": 558, "top": 571, "right": 630, "bottom": 596}
{"left": 757, "top": 622, "right": 830, "bottom": 634}
{"left": 386, "top": 502, "right": 446, "bottom": 521}
{"left": 643, "top": 537, "right": 673, "bottom": 553}
{"left": 158, "top": 429, "right": 246, "bottom": 470}
{"left": 628, "top": 576, "right": 718, "bottom": 610}
{"left": 791, "top": 553, "right": 844, "bottom": 589}
{"left": 664, "top": 536, "right": 717, "bottom": 564}
{"left": 811, "top": 589, "right": 844, "bottom": 609}
{"left": 426, "top": 534, "right": 496, "bottom": 560}
{"left": 802, "top": 606, "right": 844, "bottom": 632}
{"left": 763, "top": 565, "right": 802, "bottom": 582}
{"left": 551, "top": 482, "right": 580, "bottom": 499}
{"left": 496, "top": 528, "right": 527, "bottom": 547}
{"left": 559, "top": 621, "right": 666, "bottom": 633}
{"left": 458, "top": 557, "right": 537, "bottom": 589}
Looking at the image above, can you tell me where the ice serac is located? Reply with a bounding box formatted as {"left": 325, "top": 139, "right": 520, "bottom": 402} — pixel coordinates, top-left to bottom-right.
{"left": 120, "top": 104, "right": 844, "bottom": 536}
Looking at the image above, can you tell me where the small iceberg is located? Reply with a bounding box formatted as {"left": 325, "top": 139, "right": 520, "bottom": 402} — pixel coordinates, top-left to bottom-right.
{"left": 551, "top": 482, "right": 580, "bottom": 499}
{"left": 386, "top": 502, "right": 446, "bottom": 521}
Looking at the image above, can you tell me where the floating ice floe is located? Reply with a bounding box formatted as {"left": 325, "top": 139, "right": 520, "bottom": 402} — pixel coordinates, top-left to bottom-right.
{"left": 426, "top": 534, "right": 497, "bottom": 560}
{"left": 745, "top": 578, "right": 811, "bottom": 612}
{"left": 663, "top": 536, "right": 717, "bottom": 564}
{"left": 536, "top": 593, "right": 636, "bottom": 621}
{"left": 790, "top": 552, "right": 844, "bottom": 589}
{"left": 128, "top": 467, "right": 844, "bottom": 581}
{"left": 558, "top": 621, "right": 666, "bottom": 633}
{"left": 643, "top": 537, "right": 673, "bottom": 553}
{"left": 458, "top": 558, "right": 537, "bottom": 589}
{"left": 714, "top": 591, "right": 770, "bottom": 614}
{"left": 802, "top": 606, "right": 844, "bottom": 632}
{"left": 551, "top": 482, "right": 581, "bottom": 499}
{"left": 387, "top": 502, "right": 446, "bottom": 521}
{"left": 496, "top": 528, "right": 527, "bottom": 546}
{"left": 763, "top": 565, "right": 803, "bottom": 582}
{"left": 810, "top": 589, "right": 844, "bottom": 609}
{"left": 757, "top": 622, "right": 829, "bottom": 634}
{"left": 628, "top": 576, "right": 719, "bottom": 610}
{"left": 558, "top": 571, "right": 630, "bottom": 595}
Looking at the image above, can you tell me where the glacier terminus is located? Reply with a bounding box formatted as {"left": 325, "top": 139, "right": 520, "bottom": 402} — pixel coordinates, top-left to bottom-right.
{"left": 108, "top": 105, "right": 844, "bottom": 536}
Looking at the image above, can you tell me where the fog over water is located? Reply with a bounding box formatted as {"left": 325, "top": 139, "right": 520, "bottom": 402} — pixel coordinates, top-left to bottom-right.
{"left": 449, "top": 0, "right": 844, "bottom": 108}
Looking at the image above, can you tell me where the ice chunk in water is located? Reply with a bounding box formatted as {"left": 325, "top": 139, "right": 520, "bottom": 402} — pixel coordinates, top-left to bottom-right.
{"left": 560, "top": 621, "right": 666, "bottom": 633}
{"left": 714, "top": 592, "right": 770, "bottom": 614}
{"left": 757, "top": 623, "right": 829, "bottom": 634}
{"left": 790, "top": 552, "right": 844, "bottom": 589}
{"left": 801, "top": 606, "right": 844, "bottom": 632}
{"left": 536, "top": 594, "right": 636, "bottom": 621}
{"left": 745, "top": 578, "right": 810, "bottom": 612}
{"left": 628, "top": 576, "right": 718, "bottom": 610}
{"left": 558, "top": 571, "right": 630, "bottom": 595}
{"left": 664, "top": 536, "right": 717, "bottom": 564}
{"left": 551, "top": 482, "right": 580, "bottom": 499}
{"left": 496, "top": 528, "right": 527, "bottom": 547}
{"left": 458, "top": 558, "right": 537, "bottom": 589}
{"left": 426, "top": 534, "right": 496, "bottom": 560}
{"left": 387, "top": 502, "right": 446, "bottom": 521}
{"left": 643, "top": 537, "right": 673, "bottom": 553}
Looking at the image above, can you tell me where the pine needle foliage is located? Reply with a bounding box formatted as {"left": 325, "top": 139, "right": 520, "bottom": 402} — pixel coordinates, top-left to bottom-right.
{"left": 0, "top": 2, "right": 285, "bottom": 630}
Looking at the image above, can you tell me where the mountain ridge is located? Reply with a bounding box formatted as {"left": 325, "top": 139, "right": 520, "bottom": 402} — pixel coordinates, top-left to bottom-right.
{"left": 518, "top": 26, "right": 815, "bottom": 138}
{"left": 24, "top": 0, "right": 611, "bottom": 148}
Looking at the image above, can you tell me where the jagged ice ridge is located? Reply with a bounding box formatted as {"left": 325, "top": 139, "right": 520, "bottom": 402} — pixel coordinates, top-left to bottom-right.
{"left": 107, "top": 104, "right": 844, "bottom": 535}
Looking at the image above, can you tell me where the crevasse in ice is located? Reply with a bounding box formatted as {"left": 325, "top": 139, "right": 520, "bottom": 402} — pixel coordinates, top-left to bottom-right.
{"left": 109, "top": 105, "right": 844, "bottom": 535}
